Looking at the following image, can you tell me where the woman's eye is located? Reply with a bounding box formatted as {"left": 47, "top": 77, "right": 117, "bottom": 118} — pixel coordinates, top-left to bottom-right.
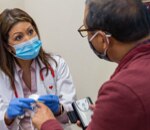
{"left": 28, "top": 29, "right": 34, "bottom": 35}
{"left": 14, "top": 35, "right": 23, "bottom": 41}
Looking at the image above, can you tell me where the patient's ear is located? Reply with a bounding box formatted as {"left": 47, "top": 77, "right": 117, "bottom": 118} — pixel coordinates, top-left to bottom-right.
{"left": 98, "top": 31, "right": 110, "bottom": 50}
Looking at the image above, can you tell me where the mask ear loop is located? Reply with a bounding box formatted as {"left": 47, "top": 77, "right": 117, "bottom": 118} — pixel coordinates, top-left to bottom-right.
{"left": 89, "top": 31, "right": 100, "bottom": 42}
{"left": 89, "top": 31, "right": 111, "bottom": 54}
{"left": 102, "top": 32, "right": 111, "bottom": 56}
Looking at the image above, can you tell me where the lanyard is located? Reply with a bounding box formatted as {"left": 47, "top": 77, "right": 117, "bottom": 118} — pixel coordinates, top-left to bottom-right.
{"left": 13, "top": 65, "right": 55, "bottom": 98}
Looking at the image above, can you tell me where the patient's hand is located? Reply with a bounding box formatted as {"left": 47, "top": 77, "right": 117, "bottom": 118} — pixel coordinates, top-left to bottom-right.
{"left": 89, "top": 104, "right": 95, "bottom": 111}
{"left": 32, "top": 102, "right": 55, "bottom": 130}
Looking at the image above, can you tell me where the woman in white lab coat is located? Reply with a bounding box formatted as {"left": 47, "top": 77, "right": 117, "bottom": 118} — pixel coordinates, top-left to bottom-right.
{"left": 0, "top": 8, "right": 76, "bottom": 130}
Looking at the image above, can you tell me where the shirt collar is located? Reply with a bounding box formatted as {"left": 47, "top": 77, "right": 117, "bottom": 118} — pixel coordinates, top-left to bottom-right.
{"left": 15, "top": 60, "right": 36, "bottom": 73}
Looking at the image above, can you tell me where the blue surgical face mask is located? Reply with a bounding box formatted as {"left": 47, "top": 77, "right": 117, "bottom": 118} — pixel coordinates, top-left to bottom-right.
{"left": 88, "top": 31, "right": 111, "bottom": 61}
{"left": 12, "top": 36, "right": 42, "bottom": 60}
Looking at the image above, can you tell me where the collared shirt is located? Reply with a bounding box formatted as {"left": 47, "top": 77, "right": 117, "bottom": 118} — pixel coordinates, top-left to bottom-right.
{"left": 15, "top": 60, "right": 37, "bottom": 130}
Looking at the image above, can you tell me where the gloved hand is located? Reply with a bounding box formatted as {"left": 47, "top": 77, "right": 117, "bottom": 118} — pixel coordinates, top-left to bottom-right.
{"left": 38, "top": 95, "right": 59, "bottom": 114}
{"left": 6, "top": 98, "right": 35, "bottom": 119}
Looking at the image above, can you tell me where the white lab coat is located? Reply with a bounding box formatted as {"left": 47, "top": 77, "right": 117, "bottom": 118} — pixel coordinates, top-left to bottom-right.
{"left": 0, "top": 55, "right": 76, "bottom": 130}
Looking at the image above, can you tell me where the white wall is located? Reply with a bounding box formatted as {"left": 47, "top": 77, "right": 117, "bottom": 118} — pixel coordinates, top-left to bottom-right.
{"left": 0, "top": 0, "right": 24, "bottom": 12}
{"left": 0, "top": 1, "right": 117, "bottom": 130}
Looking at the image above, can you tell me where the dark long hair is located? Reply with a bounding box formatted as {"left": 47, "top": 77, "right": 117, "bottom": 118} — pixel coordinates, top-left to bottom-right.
{"left": 0, "top": 8, "right": 57, "bottom": 91}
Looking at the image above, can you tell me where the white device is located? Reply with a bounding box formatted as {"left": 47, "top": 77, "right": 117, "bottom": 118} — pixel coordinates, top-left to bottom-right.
{"left": 72, "top": 97, "right": 93, "bottom": 130}
{"left": 28, "top": 94, "right": 39, "bottom": 101}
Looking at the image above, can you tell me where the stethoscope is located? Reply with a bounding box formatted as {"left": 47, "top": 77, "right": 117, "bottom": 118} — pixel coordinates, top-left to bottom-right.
{"left": 12, "top": 65, "right": 55, "bottom": 98}
{"left": 11, "top": 65, "right": 55, "bottom": 130}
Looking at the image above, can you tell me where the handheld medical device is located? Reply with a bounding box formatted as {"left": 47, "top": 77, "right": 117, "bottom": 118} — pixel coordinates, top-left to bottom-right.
{"left": 72, "top": 97, "right": 93, "bottom": 130}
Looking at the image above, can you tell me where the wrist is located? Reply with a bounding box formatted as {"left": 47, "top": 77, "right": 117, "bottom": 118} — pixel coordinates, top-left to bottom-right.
{"left": 4, "top": 113, "right": 14, "bottom": 125}
{"left": 55, "top": 104, "right": 64, "bottom": 116}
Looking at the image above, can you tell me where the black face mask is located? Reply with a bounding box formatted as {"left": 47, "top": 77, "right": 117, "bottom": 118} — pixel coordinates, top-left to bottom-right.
{"left": 88, "top": 40, "right": 110, "bottom": 61}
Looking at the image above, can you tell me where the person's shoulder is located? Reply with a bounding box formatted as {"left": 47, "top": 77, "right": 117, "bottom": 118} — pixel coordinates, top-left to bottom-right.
{"left": 48, "top": 53, "right": 67, "bottom": 69}
{"left": 50, "top": 53, "right": 66, "bottom": 65}
{"left": 98, "top": 80, "right": 141, "bottom": 105}
{"left": 50, "top": 54, "right": 64, "bottom": 61}
{"left": 100, "top": 80, "right": 127, "bottom": 92}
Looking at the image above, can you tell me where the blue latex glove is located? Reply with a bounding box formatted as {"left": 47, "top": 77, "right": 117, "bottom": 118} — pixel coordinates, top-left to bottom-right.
{"left": 6, "top": 98, "right": 35, "bottom": 119}
{"left": 38, "top": 95, "right": 59, "bottom": 114}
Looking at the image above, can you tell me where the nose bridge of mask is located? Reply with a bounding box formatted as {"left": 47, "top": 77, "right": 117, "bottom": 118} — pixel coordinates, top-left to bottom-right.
{"left": 13, "top": 36, "right": 38, "bottom": 49}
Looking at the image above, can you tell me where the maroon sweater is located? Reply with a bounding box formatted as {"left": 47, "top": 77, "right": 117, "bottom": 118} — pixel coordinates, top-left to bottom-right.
{"left": 41, "top": 43, "right": 150, "bottom": 130}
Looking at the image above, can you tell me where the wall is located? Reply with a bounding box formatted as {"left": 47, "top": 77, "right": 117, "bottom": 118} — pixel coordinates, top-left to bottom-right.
{"left": 0, "top": 0, "right": 24, "bottom": 12}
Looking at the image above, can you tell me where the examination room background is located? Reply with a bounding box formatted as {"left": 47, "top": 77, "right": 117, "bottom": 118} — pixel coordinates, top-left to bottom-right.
{"left": 0, "top": 0, "right": 117, "bottom": 130}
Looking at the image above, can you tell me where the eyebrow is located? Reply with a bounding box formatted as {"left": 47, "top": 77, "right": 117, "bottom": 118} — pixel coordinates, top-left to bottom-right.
{"left": 11, "top": 25, "right": 33, "bottom": 37}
